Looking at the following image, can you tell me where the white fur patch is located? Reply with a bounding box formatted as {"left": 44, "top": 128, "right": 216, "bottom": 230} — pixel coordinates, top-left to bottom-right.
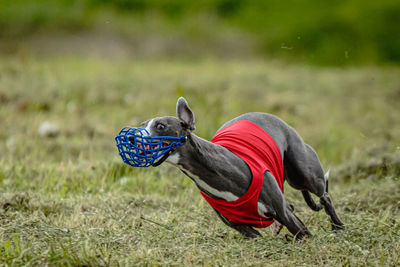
{"left": 179, "top": 167, "right": 239, "bottom": 202}
{"left": 166, "top": 152, "right": 180, "bottom": 165}
{"left": 324, "top": 169, "right": 330, "bottom": 181}
{"left": 145, "top": 119, "right": 154, "bottom": 135}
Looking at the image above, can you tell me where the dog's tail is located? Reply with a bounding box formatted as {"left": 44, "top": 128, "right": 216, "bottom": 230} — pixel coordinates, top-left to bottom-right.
{"left": 324, "top": 169, "right": 330, "bottom": 193}
{"left": 301, "top": 169, "right": 330, "bottom": 212}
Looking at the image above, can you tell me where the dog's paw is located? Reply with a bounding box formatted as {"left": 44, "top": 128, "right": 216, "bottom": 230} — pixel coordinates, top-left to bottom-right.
{"left": 270, "top": 221, "right": 283, "bottom": 236}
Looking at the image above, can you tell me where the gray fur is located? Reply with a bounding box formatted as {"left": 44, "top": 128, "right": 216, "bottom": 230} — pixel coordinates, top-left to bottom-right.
{"left": 140, "top": 97, "right": 344, "bottom": 238}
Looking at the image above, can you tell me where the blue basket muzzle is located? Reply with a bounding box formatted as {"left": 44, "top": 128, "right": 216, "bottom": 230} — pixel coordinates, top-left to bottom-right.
{"left": 115, "top": 127, "right": 186, "bottom": 167}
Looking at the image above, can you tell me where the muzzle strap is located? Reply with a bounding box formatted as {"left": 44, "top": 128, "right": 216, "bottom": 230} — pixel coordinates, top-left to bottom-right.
{"left": 152, "top": 136, "right": 187, "bottom": 167}
{"left": 152, "top": 145, "right": 174, "bottom": 167}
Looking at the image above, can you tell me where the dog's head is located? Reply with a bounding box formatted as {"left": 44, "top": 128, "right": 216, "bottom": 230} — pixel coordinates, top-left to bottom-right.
{"left": 140, "top": 97, "right": 195, "bottom": 142}
{"left": 115, "top": 97, "right": 195, "bottom": 167}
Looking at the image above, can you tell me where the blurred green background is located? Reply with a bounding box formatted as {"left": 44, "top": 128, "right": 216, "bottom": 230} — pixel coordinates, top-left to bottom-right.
{"left": 1, "top": 0, "right": 400, "bottom": 65}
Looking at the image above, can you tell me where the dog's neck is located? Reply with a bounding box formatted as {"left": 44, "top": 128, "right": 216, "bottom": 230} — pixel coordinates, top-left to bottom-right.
{"left": 167, "top": 133, "right": 252, "bottom": 201}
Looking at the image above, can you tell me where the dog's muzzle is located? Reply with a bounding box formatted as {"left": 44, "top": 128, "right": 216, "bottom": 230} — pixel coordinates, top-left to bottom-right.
{"left": 115, "top": 127, "right": 186, "bottom": 167}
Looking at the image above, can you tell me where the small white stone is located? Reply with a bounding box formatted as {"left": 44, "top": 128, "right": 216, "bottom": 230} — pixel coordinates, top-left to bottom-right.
{"left": 38, "top": 121, "right": 59, "bottom": 137}
{"left": 119, "top": 176, "right": 129, "bottom": 185}
{"left": 6, "top": 137, "right": 16, "bottom": 152}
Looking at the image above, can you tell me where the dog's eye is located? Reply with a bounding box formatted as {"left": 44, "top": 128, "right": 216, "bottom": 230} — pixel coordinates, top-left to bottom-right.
{"left": 156, "top": 123, "right": 165, "bottom": 130}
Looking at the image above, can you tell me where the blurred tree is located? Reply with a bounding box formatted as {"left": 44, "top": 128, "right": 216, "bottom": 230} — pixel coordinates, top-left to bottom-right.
{"left": 0, "top": 0, "right": 399, "bottom": 65}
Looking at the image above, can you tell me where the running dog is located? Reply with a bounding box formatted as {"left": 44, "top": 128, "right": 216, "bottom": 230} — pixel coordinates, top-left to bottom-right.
{"left": 133, "top": 97, "right": 344, "bottom": 238}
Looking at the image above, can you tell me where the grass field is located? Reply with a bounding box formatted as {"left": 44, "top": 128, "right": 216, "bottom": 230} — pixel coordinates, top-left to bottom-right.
{"left": 0, "top": 56, "right": 399, "bottom": 265}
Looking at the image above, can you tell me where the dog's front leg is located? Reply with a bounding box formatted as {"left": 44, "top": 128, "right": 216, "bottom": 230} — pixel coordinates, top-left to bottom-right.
{"left": 260, "top": 171, "right": 311, "bottom": 239}
{"left": 213, "top": 208, "right": 262, "bottom": 238}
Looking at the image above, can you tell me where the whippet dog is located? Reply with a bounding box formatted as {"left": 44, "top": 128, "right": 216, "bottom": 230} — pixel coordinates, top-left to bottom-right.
{"left": 138, "top": 97, "right": 344, "bottom": 238}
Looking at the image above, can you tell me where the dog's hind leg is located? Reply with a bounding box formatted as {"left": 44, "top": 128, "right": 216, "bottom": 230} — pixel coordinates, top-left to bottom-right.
{"left": 303, "top": 178, "right": 344, "bottom": 230}
{"left": 302, "top": 190, "right": 323, "bottom": 211}
{"left": 284, "top": 134, "right": 345, "bottom": 230}
{"left": 320, "top": 192, "right": 345, "bottom": 230}
{"left": 213, "top": 209, "right": 262, "bottom": 238}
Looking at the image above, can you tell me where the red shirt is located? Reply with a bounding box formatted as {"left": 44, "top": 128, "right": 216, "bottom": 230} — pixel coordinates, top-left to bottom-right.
{"left": 201, "top": 120, "right": 284, "bottom": 228}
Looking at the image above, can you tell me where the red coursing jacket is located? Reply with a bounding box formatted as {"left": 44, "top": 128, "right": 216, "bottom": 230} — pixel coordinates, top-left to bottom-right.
{"left": 201, "top": 120, "right": 284, "bottom": 228}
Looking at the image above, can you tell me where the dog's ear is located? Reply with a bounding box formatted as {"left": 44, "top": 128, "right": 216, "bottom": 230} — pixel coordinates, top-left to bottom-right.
{"left": 176, "top": 97, "right": 195, "bottom": 131}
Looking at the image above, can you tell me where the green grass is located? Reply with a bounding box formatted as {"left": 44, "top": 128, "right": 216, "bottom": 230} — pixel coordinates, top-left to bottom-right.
{"left": 0, "top": 56, "right": 399, "bottom": 265}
